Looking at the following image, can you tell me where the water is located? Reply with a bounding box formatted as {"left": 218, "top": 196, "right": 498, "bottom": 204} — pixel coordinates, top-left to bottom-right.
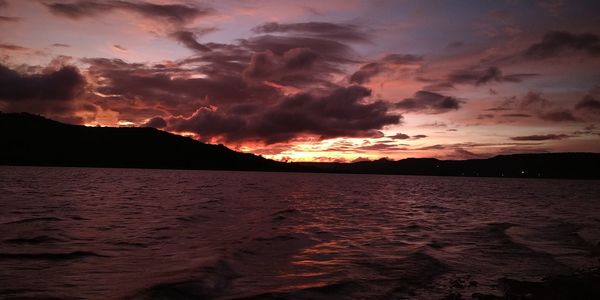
{"left": 1, "top": 166, "right": 599, "bottom": 299}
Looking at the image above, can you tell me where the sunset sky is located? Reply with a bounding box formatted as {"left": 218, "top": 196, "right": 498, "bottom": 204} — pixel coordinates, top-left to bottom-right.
{"left": 1, "top": 0, "right": 599, "bottom": 162}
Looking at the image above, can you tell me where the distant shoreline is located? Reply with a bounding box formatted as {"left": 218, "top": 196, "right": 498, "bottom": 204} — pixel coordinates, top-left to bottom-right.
{"left": 3, "top": 164, "right": 600, "bottom": 182}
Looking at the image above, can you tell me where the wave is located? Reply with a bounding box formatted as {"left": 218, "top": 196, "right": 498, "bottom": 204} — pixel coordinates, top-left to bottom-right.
{"left": 0, "top": 251, "right": 107, "bottom": 261}
{"left": 271, "top": 208, "right": 301, "bottom": 222}
{"left": 2, "top": 235, "right": 63, "bottom": 245}
{"left": 131, "top": 260, "right": 238, "bottom": 300}
{"left": 2, "top": 216, "right": 62, "bottom": 225}
{"left": 232, "top": 280, "right": 362, "bottom": 300}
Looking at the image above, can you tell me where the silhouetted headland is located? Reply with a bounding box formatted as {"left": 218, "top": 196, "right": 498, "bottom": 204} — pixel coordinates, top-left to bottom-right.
{"left": 0, "top": 112, "right": 293, "bottom": 172}
{"left": 1, "top": 112, "right": 599, "bottom": 179}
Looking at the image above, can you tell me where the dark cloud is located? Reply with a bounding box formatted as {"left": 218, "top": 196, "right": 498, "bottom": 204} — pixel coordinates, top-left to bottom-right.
{"left": 485, "top": 96, "right": 517, "bottom": 111}
{"left": 0, "top": 15, "right": 406, "bottom": 146}
{"left": 520, "top": 91, "right": 550, "bottom": 109}
{"left": 418, "top": 144, "right": 445, "bottom": 150}
{"left": 487, "top": 92, "right": 579, "bottom": 123}
{"left": 81, "top": 25, "right": 377, "bottom": 128}
{"left": 44, "top": 0, "right": 212, "bottom": 25}
{"left": 242, "top": 35, "right": 355, "bottom": 60}
{"left": 167, "top": 85, "right": 402, "bottom": 144}
{"left": 425, "top": 66, "right": 538, "bottom": 90}
{"left": 477, "top": 114, "right": 494, "bottom": 119}
{"left": 239, "top": 34, "right": 362, "bottom": 87}
{"left": 502, "top": 113, "right": 531, "bottom": 118}
{"left": 0, "top": 44, "right": 30, "bottom": 51}
{"left": 83, "top": 58, "right": 281, "bottom": 120}
{"left": 573, "top": 124, "right": 600, "bottom": 136}
{"left": 0, "top": 63, "right": 86, "bottom": 117}
{"left": 143, "top": 116, "right": 167, "bottom": 128}
{"left": 524, "top": 31, "right": 600, "bottom": 59}
{"left": 52, "top": 43, "right": 70, "bottom": 47}
{"left": 419, "top": 122, "right": 447, "bottom": 128}
{"left": 539, "top": 110, "right": 577, "bottom": 122}
{"left": 349, "top": 54, "right": 422, "bottom": 84}
{"left": 575, "top": 95, "right": 600, "bottom": 111}
{"left": 412, "top": 134, "right": 427, "bottom": 139}
{"left": 242, "top": 48, "right": 329, "bottom": 87}
{"left": 349, "top": 62, "right": 382, "bottom": 84}
{"left": 0, "top": 16, "right": 20, "bottom": 22}
{"left": 171, "top": 30, "right": 211, "bottom": 52}
{"left": 356, "top": 142, "right": 407, "bottom": 152}
{"left": 389, "top": 132, "right": 410, "bottom": 139}
{"left": 395, "top": 90, "right": 462, "bottom": 114}
{"left": 252, "top": 22, "right": 370, "bottom": 42}
{"left": 510, "top": 134, "right": 570, "bottom": 141}
{"left": 446, "top": 66, "right": 538, "bottom": 86}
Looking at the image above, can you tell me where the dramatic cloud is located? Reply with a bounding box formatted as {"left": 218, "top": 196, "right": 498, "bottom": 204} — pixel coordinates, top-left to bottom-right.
{"left": 143, "top": 116, "right": 166, "bottom": 128}
{"left": 44, "top": 0, "right": 212, "bottom": 25}
{"left": 418, "top": 144, "right": 445, "bottom": 150}
{"left": 575, "top": 95, "right": 600, "bottom": 111}
{"left": 242, "top": 35, "right": 355, "bottom": 60}
{"left": 389, "top": 132, "right": 410, "bottom": 139}
{"left": 245, "top": 48, "right": 318, "bottom": 78}
{"left": 446, "top": 67, "right": 538, "bottom": 86}
{"left": 510, "top": 134, "right": 570, "bottom": 141}
{"left": 349, "top": 54, "right": 422, "bottom": 84}
{"left": 356, "top": 142, "right": 407, "bottom": 152}
{"left": 83, "top": 57, "right": 280, "bottom": 120}
{"left": 539, "top": 110, "right": 577, "bottom": 122}
{"left": 524, "top": 31, "right": 600, "bottom": 59}
{"left": 171, "top": 30, "right": 211, "bottom": 53}
{"left": 395, "top": 91, "right": 462, "bottom": 114}
{"left": 253, "top": 22, "right": 370, "bottom": 42}
{"left": 425, "top": 66, "right": 538, "bottom": 90}
{"left": 487, "top": 91, "right": 579, "bottom": 122}
{"left": 0, "top": 63, "right": 86, "bottom": 117}
{"left": 167, "top": 85, "right": 402, "bottom": 143}
{"left": 80, "top": 25, "right": 384, "bottom": 131}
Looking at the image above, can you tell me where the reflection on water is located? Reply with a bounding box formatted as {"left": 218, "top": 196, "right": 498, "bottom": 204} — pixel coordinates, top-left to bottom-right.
{"left": 0, "top": 166, "right": 599, "bottom": 299}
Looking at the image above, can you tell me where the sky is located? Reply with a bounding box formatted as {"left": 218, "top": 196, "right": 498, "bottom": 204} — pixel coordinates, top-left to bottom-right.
{"left": 1, "top": 0, "right": 599, "bottom": 162}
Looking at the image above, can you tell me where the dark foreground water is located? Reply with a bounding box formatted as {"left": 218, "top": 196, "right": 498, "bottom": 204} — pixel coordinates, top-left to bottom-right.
{"left": 1, "top": 166, "right": 599, "bottom": 299}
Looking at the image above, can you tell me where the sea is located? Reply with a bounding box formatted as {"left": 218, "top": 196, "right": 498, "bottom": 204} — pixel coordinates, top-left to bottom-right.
{"left": 1, "top": 166, "right": 599, "bottom": 299}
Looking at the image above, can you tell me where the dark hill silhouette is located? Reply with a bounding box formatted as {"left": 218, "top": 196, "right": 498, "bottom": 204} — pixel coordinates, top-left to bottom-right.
{"left": 0, "top": 112, "right": 298, "bottom": 172}
{"left": 300, "top": 153, "right": 600, "bottom": 179}
{"left": 1, "top": 112, "right": 599, "bottom": 179}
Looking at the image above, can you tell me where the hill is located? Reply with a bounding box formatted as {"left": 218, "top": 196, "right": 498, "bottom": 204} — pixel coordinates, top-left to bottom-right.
{"left": 0, "top": 112, "right": 295, "bottom": 172}
{"left": 300, "top": 153, "right": 600, "bottom": 179}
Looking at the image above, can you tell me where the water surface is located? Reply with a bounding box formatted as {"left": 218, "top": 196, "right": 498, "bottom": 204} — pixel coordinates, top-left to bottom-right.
{"left": 1, "top": 166, "right": 599, "bottom": 299}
